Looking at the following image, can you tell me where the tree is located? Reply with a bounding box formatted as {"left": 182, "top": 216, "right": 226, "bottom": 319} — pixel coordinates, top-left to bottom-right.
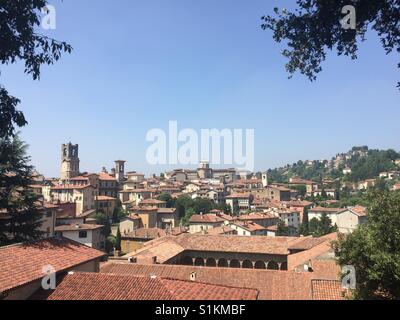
{"left": 95, "top": 212, "right": 111, "bottom": 237}
{"left": 276, "top": 220, "right": 290, "bottom": 236}
{"left": 180, "top": 208, "right": 196, "bottom": 226}
{"left": 158, "top": 193, "right": 175, "bottom": 208}
{"left": 112, "top": 199, "right": 127, "bottom": 223}
{"left": 0, "top": 135, "right": 45, "bottom": 245}
{"left": 308, "top": 213, "right": 337, "bottom": 237}
{"left": 299, "top": 208, "right": 310, "bottom": 236}
{"left": 115, "top": 227, "right": 122, "bottom": 252}
{"left": 192, "top": 198, "right": 214, "bottom": 214}
{"left": 0, "top": 1, "right": 72, "bottom": 245}
{"left": 174, "top": 195, "right": 194, "bottom": 218}
{"left": 333, "top": 190, "right": 400, "bottom": 299}
{"left": 262, "top": 1, "right": 400, "bottom": 90}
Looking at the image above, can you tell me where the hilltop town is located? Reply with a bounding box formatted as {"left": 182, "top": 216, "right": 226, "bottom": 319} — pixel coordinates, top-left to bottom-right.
{"left": 1, "top": 142, "right": 399, "bottom": 300}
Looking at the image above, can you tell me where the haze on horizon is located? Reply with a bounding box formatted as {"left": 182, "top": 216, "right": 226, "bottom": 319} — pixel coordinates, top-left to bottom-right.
{"left": 2, "top": 0, "right": 399, "bottom": 178}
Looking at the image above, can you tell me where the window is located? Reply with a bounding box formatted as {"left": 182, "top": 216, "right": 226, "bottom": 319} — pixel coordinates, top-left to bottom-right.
{"left": 46, "top": 211, "right": 52, "bottom": 218}
{"left": 79, "top": 231, "right": 88, "bottom": 238}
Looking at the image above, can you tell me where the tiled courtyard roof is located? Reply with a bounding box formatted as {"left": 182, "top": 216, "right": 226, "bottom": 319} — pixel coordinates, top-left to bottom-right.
{"left": 46, "top": 272, "right": 259, "bottom": 300}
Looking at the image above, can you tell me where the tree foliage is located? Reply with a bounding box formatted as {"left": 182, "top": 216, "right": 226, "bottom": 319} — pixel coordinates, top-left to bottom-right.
{"left": 308, "top": 213, "right": 337, "bottom": 237}
{"left": 0, "top": 135, "right": 45, "bottom": 245}
{"left": 262, "top": 0, "right": 400, "bottom": 90}
{"left": 333, "top": 190, "right": 400, "bottom": 299}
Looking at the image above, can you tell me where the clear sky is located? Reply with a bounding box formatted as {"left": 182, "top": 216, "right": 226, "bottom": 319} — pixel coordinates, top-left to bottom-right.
{"left": 2, "top": 0, "right": 399, "bottom": 177}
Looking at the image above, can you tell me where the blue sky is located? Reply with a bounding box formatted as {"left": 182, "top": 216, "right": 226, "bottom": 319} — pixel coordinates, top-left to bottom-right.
{"left": 2, "top": 0, "right": 399, "bottom": 177}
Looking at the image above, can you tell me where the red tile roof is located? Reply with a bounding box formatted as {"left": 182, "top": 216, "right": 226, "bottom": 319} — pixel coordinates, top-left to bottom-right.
{"left": 46, "top": 272, "right": 259, "bottom": 300}
{"left": 0, "top": 238, "right": 105, "bottom": 295}
{"left": 55, "top": 224, "right": 104, "bottom": 232}
{"left": 311, "top": 280, "right": 349, "bottom": 300}
{"left": 100, "top": 263, "right": 313, "bottom": 300}
{"left": 189, "top": 214, "right": 225, "bottom": 223}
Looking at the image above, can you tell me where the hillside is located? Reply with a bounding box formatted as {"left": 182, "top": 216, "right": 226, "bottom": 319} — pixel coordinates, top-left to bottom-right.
{"left": 267, "top": 147, "right": 400, "bottom": 184}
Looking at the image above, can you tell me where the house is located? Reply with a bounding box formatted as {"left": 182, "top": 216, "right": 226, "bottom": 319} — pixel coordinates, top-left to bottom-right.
{"left": 393, "top": 183, "right": 400, "bottom": 191}
{"left": 50, "top": 184, "right": 95, "bottom": 215}
{"left": 188, "top": 214, "right": 225, "bottom": 234}
{"left": 225, "top": 193, "right": 252, "bottom": 215}
{"left": 157, "top": 208, "right": 179, "bottom": 229}
{"left": 121, "top": 228, "right": 167, "bottom": 253}
{"left": 336, "top": 206, "right": 368, "bottom": 234}
{"left": 55, "top": 224, "right": 105, "bottom": 251}
{"left": 308, "top": 207, "right": 345, "bottom": 226}
{"left": 230, "top": 221, "right": 267, "bottom": 236}
{"left": 98, "top": 172, "right": 119, "bottom": 198}
{"left": 237, "top": 213, "right": 279, "bottom": 228}
{"left": 95, "top": 195, "right": 117, "bottom": 218}
{"left": 265, "top": 185, "right": 291, "bottom": 202}
{"left": 0, "top": 238, "right": 105, "bottom": 300}
{"left": 278, "top": 211, "right": 301, "bottom": 231}
{"left": 119, "top": 214, "right": 142, "bottom": 235}
{"left": 140, "top": 199, "right": 166, "bottom": 208}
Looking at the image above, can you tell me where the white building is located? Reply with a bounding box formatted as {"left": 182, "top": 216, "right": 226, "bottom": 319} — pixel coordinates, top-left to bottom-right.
{"left": 55, "top": 224, "right": 105, "bottom": 251}
{"left": 337, "top": 206, "right": 368, "bottom": 234}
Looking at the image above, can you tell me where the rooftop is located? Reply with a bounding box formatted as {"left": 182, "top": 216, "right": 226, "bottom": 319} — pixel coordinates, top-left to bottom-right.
{"left": 0, "top": 238, "right": 105, "bottom": 295}
{"left": 46, "top": 272, "right": 258, "bottom": 300}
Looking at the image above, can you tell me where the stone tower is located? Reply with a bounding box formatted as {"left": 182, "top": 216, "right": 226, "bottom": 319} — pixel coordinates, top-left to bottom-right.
{"left": 197, "top": 161, "right": 213, "bottom": 179}
{"left": 61, "top": 143, "right": 80, "bottom": 181}
{"left": 115, "top": 160, "right": 126, "bottom": 183}
{"left": 262, "top": 171, "right": 268, "bottom": 188}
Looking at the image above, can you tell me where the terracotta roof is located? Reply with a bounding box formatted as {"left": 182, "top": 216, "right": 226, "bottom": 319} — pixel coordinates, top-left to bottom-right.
{"left": 157, "top": 208, "right": 177, "bottom": 214}
{"left": 349, "top": 206, "right": 367, "bottom": 217}
{"left": 232, "top": 221, "right": 266, "bottom": 232}
{"left": 46, "top": 272, "right": 258, "bottom": 300}
{"left": 98, "top": 173, "right": 117, "bottom": 181}
{"left": 122, "top": 228, "right": 166, "bottom": 240}
{"left": 51, "top": 184, "right": 94, "bottom": 191}
{"left": 197, "top": 225, "right": 236, "bottom": 235}
{"left": 0, "top": 238, "right": 105, "bottom": 295}
{"left": 238, "top": 213, "right": 277, "bottom": 221}
{"left": 311, "top": 280, "right": 348, "bottom": 300}
{"left": 189, "top": 214, "right": 225, "bottom": 224}
{"left": 55, "top": 224, "right": 104, "bottom": 232}
{"left": 308, "top": 207, "right": 344, "bottom": 213}
{"left": 100, "top": 263, "right": 314, "bottom": 300}
{"left": 225, "top": 193, "right": 251, "bottom": 199}
{"left": 140, "top": 199, "right": 166, "bottom": 205}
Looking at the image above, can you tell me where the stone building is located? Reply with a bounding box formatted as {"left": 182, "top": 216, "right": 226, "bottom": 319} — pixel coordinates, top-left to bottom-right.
{"left": 60, "top": 143, "right": 80, "bottom": 182}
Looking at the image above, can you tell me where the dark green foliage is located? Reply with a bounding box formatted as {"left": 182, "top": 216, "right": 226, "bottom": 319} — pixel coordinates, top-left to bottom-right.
{"left": 347, "top": 150, "right": 398, "bottom": 182}
{"left": 333, "top": 190, "right": 400, "bottom": 299}
{"left": 276, "top": 220, "right": 290, "bottom": 236}
{"left": 262, "top": 1, "right": 400, "bottom": 90}
{"left": 158, "top": 193, "right": 175, "bottom": 208}
{"left": 308, "top": 213, "right": 337, "bottom": 237}
{"left": 115, "top": 227, "right": 121, "bottom": 252}
{"left": 95, "top": 211, "right": 111, "bottom": 237}
{"left": 0, "top": 135, "right": 45, "bottom": 246}
{"left": 112, "top": 199, "right": 127, "bottom": 223}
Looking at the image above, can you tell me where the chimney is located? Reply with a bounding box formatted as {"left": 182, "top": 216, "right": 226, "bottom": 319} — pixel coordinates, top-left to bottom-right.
{"left": 190, "top": 272, "right": 197, "bottom": 282}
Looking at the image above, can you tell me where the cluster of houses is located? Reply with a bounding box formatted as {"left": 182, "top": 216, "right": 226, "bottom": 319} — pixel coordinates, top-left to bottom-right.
{"left": 4, "top": 142, "right": 399, "bottom": 301}
{"left": 19, "top": 143, "right": 380, "bottom": 255}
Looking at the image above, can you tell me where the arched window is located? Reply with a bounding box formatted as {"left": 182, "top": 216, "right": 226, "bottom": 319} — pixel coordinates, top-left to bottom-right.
{"left": 242, "top": 260, "right": 253, "bottom": 269}
{"left": 194, "top": 257, "right": 205, "bottom": 267}
{"left": 230, "top": 259, "right": 240, "bottom": 268}
{"left": 254, "top": 261, "right": 266, "bottom": 269}
{"left": 267, "top": 261, "right": 279, "bottom": 270}
{"left": 206, "top": 258, "right": 217, "bottom": 267}
{"left": 280, "top": 262, "right": 288, "bottom": 271}
{"left": 218, "top": 258, "right": 228, "bottom": 268}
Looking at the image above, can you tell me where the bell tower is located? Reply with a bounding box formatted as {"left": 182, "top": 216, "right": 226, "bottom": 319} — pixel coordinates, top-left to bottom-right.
{"left": 115, "top": 160, "right": 126, "bottom": 183}
{"left": 61, "top": 143, "right": 80, "bottom": 182}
